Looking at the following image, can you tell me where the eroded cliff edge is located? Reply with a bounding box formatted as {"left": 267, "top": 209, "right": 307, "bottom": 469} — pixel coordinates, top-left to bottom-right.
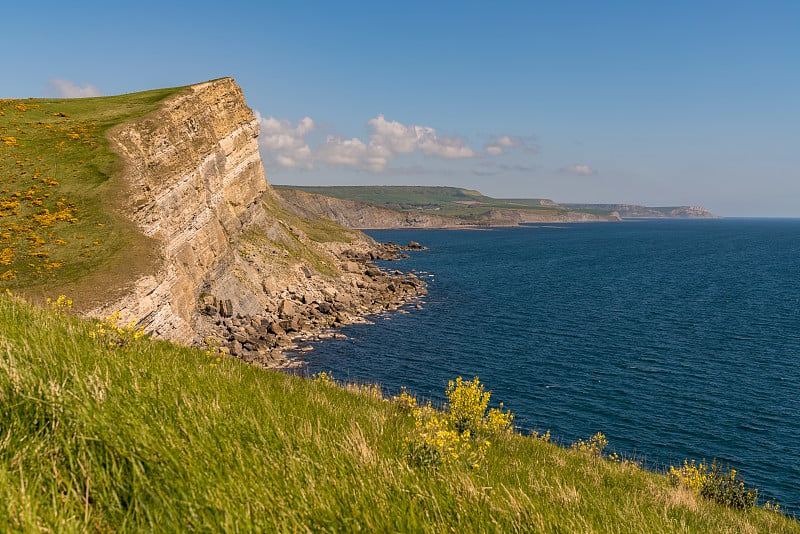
{"left": 95, "top": 78, "right": 424, "bottom": 364}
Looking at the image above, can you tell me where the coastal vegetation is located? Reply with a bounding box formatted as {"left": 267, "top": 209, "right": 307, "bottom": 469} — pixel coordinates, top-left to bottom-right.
{"left": 273, "top": 184, "right": 592, "bottom": 220}
{"left": 274, "top": 185, "right": 717, "bottom": 224}
{"left": 276, "top": 185, "right": 500, "bottom": 210}
{"left": 1, "top": 293, "right": 796, "bottom": 532}
{"left": 255, "top": 189, "right": 360, "bottom": 277}
{"left": 0, "top": 88, "right": 185, "bottom": 305}
{"left": 0, "top": 81, "right": 784, "bottom": 530}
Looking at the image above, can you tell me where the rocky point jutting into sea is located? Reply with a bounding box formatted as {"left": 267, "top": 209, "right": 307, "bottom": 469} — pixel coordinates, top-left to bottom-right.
{"left": 89, "top": 78, "right": 426, "bottom": 367}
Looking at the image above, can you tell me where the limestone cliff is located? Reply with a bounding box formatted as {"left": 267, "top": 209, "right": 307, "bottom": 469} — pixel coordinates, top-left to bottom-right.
{"left": 277, "top": 188, "right": 458, "bottom": 228}
{"left": 277, "top": 188, "right": 620, "bottom": 228}
{"left": 561, "top": 203, "right": 718, "bottom": 218}
{"left": 95, "top": 78, "right": 423, "bottom": 356}
{"left": 92, "top": 78, "right": 268, "bottom": 341}
{"left": 476, "top": 208, "right": 621, "bottom": 225}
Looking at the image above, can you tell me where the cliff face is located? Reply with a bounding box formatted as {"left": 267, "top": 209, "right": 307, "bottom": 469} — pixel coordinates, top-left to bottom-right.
{"left": 277, "top": 188, "right": 457, "bottom": 228}
{"left": 477, "top": 208, "right": 620, "bottom": 225}
{"left": 561, "top": 203, "right": 718, "bottom": 218}
{"left": 96, "top": 78, "right": 270, "bottom": 342}
{"left": 93, "top": 78, "right": 423, "bottom": 361}
{"left": 277, "top": 188, "right": 620, "bottom": 228}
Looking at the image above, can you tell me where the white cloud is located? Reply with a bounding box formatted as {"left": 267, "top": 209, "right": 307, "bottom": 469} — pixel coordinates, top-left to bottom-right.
{"left": 416, "top": 128, "right": 475, "bottom": 159}
{"left": 496, "top": 135, "right": 517, "bottom": 147}
{"left": 255, "top": 112, "right": 523, "bottom": 173}
{"left": 367, "top": 115, "right": 475, "bottom": 160}
{"left": 255, "top": 111, "right": 315, "bottom": 169}
{"left": 483, "top": 135, "right": 534, "bottom": 156}
{"left": 298, "top": 114, "right": 478, "bottom": 172}
{"left": 561, "top": 164, "right": 597, "bottom": 176}
{"left": 318, "top": 136, "right": 368, "bottom": 166}
{"left": 47, "top": 78, "right": 102, "bottom": 98}
{"left": 316, "top": 135, "right": 392, "bottom": 173}
{"left": 367, "top": 115, "right": 419, "bottom": 154}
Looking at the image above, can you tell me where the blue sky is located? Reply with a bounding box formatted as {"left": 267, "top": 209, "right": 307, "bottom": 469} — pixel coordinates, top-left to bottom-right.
{"left": 3, "top": 1, "right": 798, "bottom": 215}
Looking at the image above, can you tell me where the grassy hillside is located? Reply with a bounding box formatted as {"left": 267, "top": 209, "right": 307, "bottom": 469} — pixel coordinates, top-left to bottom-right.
{"left": 1, "top": 294, "right": 795, "bottom": 532}
{"left": 275, "top": 187, "right": 719, "bottom": 221}
{"left": 504, "top": 198, "right": 617, "bottom": 216}
{"left": 0, "top": 88, "right": 187, "bottom": 306}
{"left": 272, "top": 185, "right": 593, "bottom": 220}
{"left": 273, "top": 185, "right": 494, "bottom": 209}
{"left": 253, "top": 189, "right": 361, "bottom": 277}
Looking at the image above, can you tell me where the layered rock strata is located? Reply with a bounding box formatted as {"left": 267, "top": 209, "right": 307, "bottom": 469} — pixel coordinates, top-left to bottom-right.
{"left": 93, "top": 78, "right": 425, "bottom": 365}
{"left": 95, "top": 78, "right": 269, "bottom": 342}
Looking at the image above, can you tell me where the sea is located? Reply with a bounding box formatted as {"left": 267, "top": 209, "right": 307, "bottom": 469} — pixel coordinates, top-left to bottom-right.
{"left": 295, "top": 218, "right": 800, "bottom": 512}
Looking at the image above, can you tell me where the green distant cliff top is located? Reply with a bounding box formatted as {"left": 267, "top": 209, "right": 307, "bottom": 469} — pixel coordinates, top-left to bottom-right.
{"left": 276, "top": 185, "right": 716, "bottom": 220}
{"left": 273, "top": 185, "right": 583, "bottom": 219}
{"left": 274, "top": 185, "right": 496, "bottom": 210}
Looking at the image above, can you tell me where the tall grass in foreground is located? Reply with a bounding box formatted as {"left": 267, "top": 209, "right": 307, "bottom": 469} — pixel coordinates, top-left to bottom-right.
{"left": 0, "top": 294, "right": 796, "bottom": 532}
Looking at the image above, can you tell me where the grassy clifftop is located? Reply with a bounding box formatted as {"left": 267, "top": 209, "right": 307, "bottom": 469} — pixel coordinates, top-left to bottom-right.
{"left": 0, "top": 88, "right": 187, "bottom": 305}
{"left": 1, "top": 294, "right": 795, "bottom": 531}
{"left": 0, "top": 83, "right": 371, "bottom": 345}
{"left": 274, "top": 185, "right": 495, "bottom": 209}
{"left": 273, "top": 185, "right": 588, "bottom": 220}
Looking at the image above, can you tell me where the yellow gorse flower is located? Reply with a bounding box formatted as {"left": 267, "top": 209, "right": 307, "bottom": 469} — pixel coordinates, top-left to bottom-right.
{"left": 669, "top": 459, "right": 708, "bottom": 495}
{"left": 668, "top": 458, "right": 758, "bottom": 510}
{"left": 89, "top": 309, "right": 146, "bottom": 347}
{"left": 572, "top": 432, "right": 609, "bottom": 457}
{"left": 46, "top": 294, "right": 72, "bottom": 313}
{"left": 404, "top": 376, "right": 513, "bottom": 469}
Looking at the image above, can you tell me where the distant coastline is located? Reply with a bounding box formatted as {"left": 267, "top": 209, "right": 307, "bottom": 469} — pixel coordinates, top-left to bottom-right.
{"left": 274, "top": 185, "right": 717, "bottom": 229}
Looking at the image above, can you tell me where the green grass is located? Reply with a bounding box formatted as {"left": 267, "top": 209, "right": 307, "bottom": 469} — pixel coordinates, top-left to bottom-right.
{"left": 263, "top": 190, "right": 357, "bottom": 245}
{"left": 504, "top": 199, "right": 617, "bottom": 217}
{"left": 273, "top": 185, "right": 617, "bottom": 220}
{"left": 1, "top": 294, "right": 796, "bottom": 532}
{"left": 273, "top": 185, "right": 494, "bottom": 210}
{"left": 0, "top": 88, "right": 187, "bottom": 306}
{"left": 0, "top": 87, "right": 367, "bottom": 304}
{"left": 253, "top": 189, "right": 360, "bottom": 276}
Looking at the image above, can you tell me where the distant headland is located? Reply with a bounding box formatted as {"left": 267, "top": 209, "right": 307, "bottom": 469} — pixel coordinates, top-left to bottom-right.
{"left": 273, "top": 185, "right": 717, "bottom": 229}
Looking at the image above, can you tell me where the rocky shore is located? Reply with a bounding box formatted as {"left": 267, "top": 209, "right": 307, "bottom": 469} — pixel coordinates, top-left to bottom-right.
{"left": 85, "top": 78, "right": 432, "bottom": 365}
{"left": 195, "top": 242, "right": 428, "bottom": 368}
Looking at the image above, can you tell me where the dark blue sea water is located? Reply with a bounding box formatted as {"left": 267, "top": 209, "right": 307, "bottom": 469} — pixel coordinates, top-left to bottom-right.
{"left": 299, "top": 219, "right": 800, "bottom": 511}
